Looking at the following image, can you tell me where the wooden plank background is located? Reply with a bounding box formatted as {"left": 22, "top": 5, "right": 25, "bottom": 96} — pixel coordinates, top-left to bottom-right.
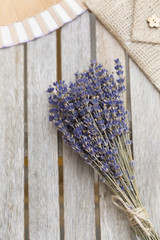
{"left": 0, "top": 11, "right": 159, "bottom": 240}
{"left": 129, "top": 59, "right": 160, "bottom": 234}
{"left": 0, "top": 46, "right": 24, "bottom": 239}
{"left": 96, "top": 20, "right": 131, "bottom": 240}
{"left": 61, "top": 12, "right": 96, "bottom": 240}
{"left": 27, "top": 33, "right": 60, "bottom": 240}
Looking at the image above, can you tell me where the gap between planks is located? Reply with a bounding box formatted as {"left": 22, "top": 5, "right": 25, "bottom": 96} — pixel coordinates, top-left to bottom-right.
{"left": 24, "top": 43, "right": 29, "bottom": 240}
{"left": 57, "top": 28, "right": 65, "bottom": 240}
{"left": 90, "top": 12, "right": 101, "bottom": 240}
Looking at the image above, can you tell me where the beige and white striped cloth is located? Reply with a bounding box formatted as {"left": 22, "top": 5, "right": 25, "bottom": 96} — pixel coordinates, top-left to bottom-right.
{"left": 0, "top": 0, "right": 87, "bottom": 48}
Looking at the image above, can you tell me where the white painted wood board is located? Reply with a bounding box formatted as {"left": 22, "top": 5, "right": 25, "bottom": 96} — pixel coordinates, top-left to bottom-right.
{"left": 27, "top": 33, "right": 60, "bottom": 240}
{"left": 96, "top": 20, "right": 131, "bottom": 240}
{"left": 0, "top": 45, "right": 24, "bottom": 239}
{"left": 61, "top": 11, "right": 96, "bottom": 240}
{"left": 129, "top": 59, "right": 160, "bottom": 235}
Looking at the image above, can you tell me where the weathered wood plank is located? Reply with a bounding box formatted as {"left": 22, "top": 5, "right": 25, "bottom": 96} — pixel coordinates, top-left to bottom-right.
{"left": 27, "top": 33, "right": 60, "bottom": 240}
{"left": 96, "top": 20, "right": 131, "bottom": 240}
{"left": 0, "top": 46, "right": 24, "bottom": 239}
{"left": 129, "top": 59, "right": 160, "bottom": 235}
{"left": 61, "top": 12, "right": 96, "bottom": 240}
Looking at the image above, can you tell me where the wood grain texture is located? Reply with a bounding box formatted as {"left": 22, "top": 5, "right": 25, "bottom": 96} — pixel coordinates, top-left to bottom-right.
{"left": 0, "top": 46, "right": 24, "bottom": 239}
{"left": 96, "top": 20, "right": 131, "bottom": 240}
{"left": 129, "top": 59, "right": 160, "bottom": 235}
{"left": 61, "top": 11, "right": 96, "bottom": 240}
{"left": 27, "top": 33, "right": 60, "bottom": 240}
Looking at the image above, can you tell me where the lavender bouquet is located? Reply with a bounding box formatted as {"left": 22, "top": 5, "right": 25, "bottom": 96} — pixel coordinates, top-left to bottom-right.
{"left": 47, "top": 60, "right": 159, "bottom": 240}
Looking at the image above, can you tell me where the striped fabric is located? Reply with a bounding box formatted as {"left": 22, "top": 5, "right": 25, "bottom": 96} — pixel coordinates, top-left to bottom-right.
{"left": 0, "top": 0, "right": 87, "bottom": 48}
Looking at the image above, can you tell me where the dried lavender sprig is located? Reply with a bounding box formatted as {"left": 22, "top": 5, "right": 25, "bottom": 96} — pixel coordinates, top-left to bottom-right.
{"left": 47, "top": 60, "right": 159, "bottom": 240}
{"left": 46, "top": 60, "right": 135, "bottom": 197}
{"left": 48, "top": 60, "right": 136, "bottom": 195}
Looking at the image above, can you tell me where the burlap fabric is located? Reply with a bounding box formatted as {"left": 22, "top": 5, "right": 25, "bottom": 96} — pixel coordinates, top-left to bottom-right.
{"left": 86, "top": 0, "right": 160, "bottom": 91}
{"left": 132, "top": 0, "right": 160, "bottom": 43}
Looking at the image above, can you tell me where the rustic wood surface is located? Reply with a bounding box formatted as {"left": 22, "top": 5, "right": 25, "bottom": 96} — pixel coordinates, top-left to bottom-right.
{"left": 96, "top": 20, "right": 131, "bottom": 240}
{"left": 129, "top": 59, "right": 160, "bottom": 235}
{"left": 0, "top": 45, "right": 24, "bottom": 239}
{"left": 61, "top": 12, "right": 96, "bottom": 240}
{"left": 0, "top": 10, "right": 160, "bottom": 240}
{"left": 27, "top": 33, "right": 60, "bottom": 240}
